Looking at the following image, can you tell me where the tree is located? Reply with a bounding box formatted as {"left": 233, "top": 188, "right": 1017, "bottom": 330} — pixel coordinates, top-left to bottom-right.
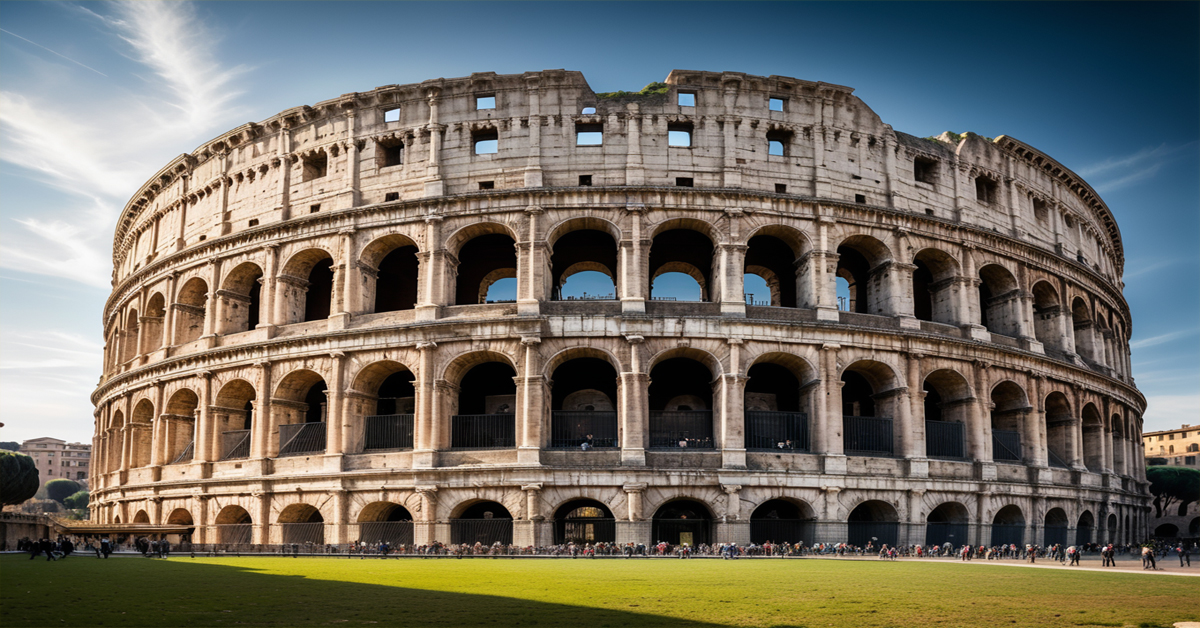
{"left": 1147, "top": 466, "right": 1200, "bottom": 517}
{"left": 45, "top": 478, "right": 82, "bottom": 504}
{"left": 0, "top": 441, "right": 19, "bottom": 452}
{"left": 1, "top": 451, "right": 39, "bottom": 506}
{"left": 63, "top": 490, "right": 90, "bottom": 510}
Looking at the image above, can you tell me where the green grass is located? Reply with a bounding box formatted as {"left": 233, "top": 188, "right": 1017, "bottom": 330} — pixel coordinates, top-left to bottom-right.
{"left": 2, "top": 554, "right": 1195, "bottom": 627}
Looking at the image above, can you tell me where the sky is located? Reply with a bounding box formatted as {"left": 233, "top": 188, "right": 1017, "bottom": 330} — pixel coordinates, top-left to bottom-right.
{"left": 0, "top": 1, "right": 1196, "bottom": 444}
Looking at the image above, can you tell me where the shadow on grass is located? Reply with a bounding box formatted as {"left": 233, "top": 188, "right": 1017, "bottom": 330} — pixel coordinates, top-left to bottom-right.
{"left": 0, "top": 554, "right": 732, "bottom": 627}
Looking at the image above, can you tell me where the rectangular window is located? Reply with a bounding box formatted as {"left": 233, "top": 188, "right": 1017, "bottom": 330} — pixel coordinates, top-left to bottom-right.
{"left": 581, "top": 106, "right": 596, "bottom": 114}
{"left": 379, "top": 142, "right": 404, "bottom": 168}
{"left": 248, "top": 219, "right": 259, "bottom": 227}
{"left": 578, "top": 175, "right": 593, "bottom": 186}
{"left": 1169, "top": 434, "right": 1174, "bottom": 440}
{"left": 678, "top": 91, "right": 696, "bottom": 107}
{"left": 668, "top": 122, "right": 693, "bottom": 147}
{"left": 769, "top": 97, "right": 785, "bottom": 112}
{"left": 476, "top": 95, "right": 495, "bottom": 110}
{"left": 302, "top": 152, "right": 328, "bottom": 181}
{"left": 675, "top": 177, "right": 694, "bottom": 187}
{"left": 775, "top": 184, "right": 787, "bottom": 193}
{"left": 925, "top": 208, "right": 935, "bottom": 216}
{"left": 575, "top": 123, "right": 603, "bottom": 146}
{"left": 975, "top": 176, "right": 998, "bottom": 203}
{"left": 855, "top": 194, "right": 867, "bottom": 204}
{"left": 384, "top": 192, "right": 400, "bottom": 202}
{"left": 1187, "top": 456, "right": 1197, "bottom": 465}
{"left": 473, "top": 129, "right": 498, "bottom": 155}
{"left": 478, "top": 181, "right": 495, "bottom": 190}
{"left": 1032, "top": 197, "right": 1048, "bottom": 221}
{"left": 310, "top": 204, "right": 321, "bottom": 213}
{"left": 766, "top": 129, "right": 792, "bottom": 157}
{"left": 913, "top": 157, "right": 937, "bottom": 184}
{"left": 768, "top": 141, "right": 784, "bottom": 156}
{"left": 383, "top": 108, "right": 400, "bottom": 123}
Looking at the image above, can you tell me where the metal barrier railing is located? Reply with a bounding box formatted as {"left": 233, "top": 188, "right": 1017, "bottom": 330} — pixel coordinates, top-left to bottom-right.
{"left": 925, "top": 419, "right": 965, "bottom": 459}
{"left": 649, "top": 411, "right": 714, "bottom": 449}
{"left": 220, "top": 430, "right": 250, "bottom": 460}
{"left": 745, "top": 411, "right": 809, "bottom": 451}
{"left": 450, "top": 414, "right": 516, "bottom": 450}
{"left": 215, "top": 523, "right": 253, "bottom": 545}
{"left": 925, "top": 522, "right": 969, "bottom": 547}
{"left": 992, "top": 430, "right": 1022, "bottom": 461}
{"left": 990, "top": 523, "right": 1025, "bottom": 546}
{"left": 171, "top": 440, "right": 194, "bottom": 464}
{"left": 278, "top": 422, "right": 327, "bottom": 457}
{"left": 354, "top": 521, "right": 414, "bottom": 545}
{"left": 363, "top": 414, "right": 414, "bottom": 451}
{"left": 280, "top": 522, "right": 325, "bottom": 545}
{"left": 450, "top": 519, "right": 513, "bottom": 545}
{"left": 750, "top": 519, "right": 815, "bottom": 544}
{"left": 652, "top": 518, "right": 712, "bottom": 546}
{"left": 1047, "top": 448, "right": 1069, "bottom": 468}
{"left": 556, "top": 518, "right": 616, "bottom": 544}
{"left": 1044, "top": 524, "right": 1068, "bottom": 547}
{"left": 847, "top": 521, "right": 898, "bottom": 548}
{"left": 550, "top": 411, "right": 618, "bottom": 448}
{"left": 843, "top": 416, "right": 893, "bottom": 456}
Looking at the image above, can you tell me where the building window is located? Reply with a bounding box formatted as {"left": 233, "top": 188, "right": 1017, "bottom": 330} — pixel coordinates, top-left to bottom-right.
{"left": 855, "top": 194, "right": 867, "bottom": 204}
{"left": 248, "top": 219, "right": 259, "bottom": 227}
{"left": 476, "top": 95, "right": 495, "bottom": 110}
{"left": 310, "top": 204, "right": 321, "bottom": 213}
{"left": 378, "top": 141, "right": 404, "bottom": 168}
{"left": 1187, "top": 456, "right": 1197, "bottom": 465}
{"left": 581, "top": 106, "right": 596, "bottom": 114}
{"left": 975, "top": 175, "right": 998, "bottom": 203}
{"left": 575, "top": 123, "right": 603, "bottom": 146}
{"left": 302, "top": 152, "right": 328, "bottom": 181}
{"left": 383, "top": 108, "right": 400, "bottom": 123}
{"left": 675, "top": 177, "right": 694, "bottom": 187}
{"left": 473, "top": 129, "right": 498, "bottom": 155}
{"left": 1169, "top": 433, "right": 1174, "bottom": 440}
{"left": 478, "top": 181, "right": 495, "bottom": 190}
{"left": 578, "top": 175, "right": 593, "bottom": 186}
{"left": 775, "top": 184, "right": 787, "bottom": 193}
{"left": 1032, "top": 197, "right": 1048, "bottom": 221}
{"left": 769, "top": 97, "right": 785, "bottom": 112}
{"left": 668, "top": 122, "right": 693, "bottom": 147}
{"left": 913, "top": 157, "right": 937, "bottom": 184}
{"left": 678, "top": 91, "right": 696, "bottom": 107}
{"left": 384, "top": 192, "right": 400, "bottom": 202}
{"left": 766, "top": 129, "right": 791, "bottom": 157}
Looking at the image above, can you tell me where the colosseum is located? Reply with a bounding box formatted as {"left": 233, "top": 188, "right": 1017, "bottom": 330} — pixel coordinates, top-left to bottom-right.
{"left": 90, "top": 69, "right": 1149, "bottom": 550}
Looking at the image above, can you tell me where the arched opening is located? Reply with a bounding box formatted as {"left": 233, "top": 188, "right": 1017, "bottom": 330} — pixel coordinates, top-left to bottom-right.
{"left": 1044, "top": 508, "right": 1069, "bottom": 546}
{"left": 214, "top": 380, "right": 256, "bottom": 460}
{"left": 279, "top": 504, "right": 325, "bottom": 545}
{"left": 926, "top": 502, "right": 970, "bottom": 547}
{"left": 121, "top": 309, "right": 140, "bottom": 365}
{"left": 357, "top": 502, "right": 413, "bottom": 545}
{"left": 744, "top": 234, "right": 798, "bottom": 307}
{"left": 550, "top": 229, "right": 618, "bottom": 301}
{"left": 142, "top": 293, "right": 166, "bottom": 354}
{"left": 648, "top": 356, "right": 714, "bottom": 449}
{"left": 835, "top": 235, "right": 890, "bottom": 315}
{"left": 978, "top": 264, "right": 1020, "bottom": 337}
{"left": 1081, "top": 403, "right": 1104, "bottom": 473}
{"left": 305, "top": 259, "right": 334, "bottom": 321}
{"left": 273, "top": 370, "right": 328, "bottom": 457}
{"left": 847, "top": 500, "right": 899, "bottom": 547}
{"left": 652, "top": 499, "right": 712, "bottom": 547}
{"left": 451, "top": 501, "right": 513, "bottom": 545}
{"left": 750, "top": 499, "right": 815, "bottom": 544}
{"left": 173, "top": 277, "right": 208, "bottom": 345}
{"left": 1111, "top": 415, "right": 1126, "bottom": 472}
{"left": 133, "top": 510, "right": 151, "bottom": 524}
{"left": 1107, "top": 513, "right": 1118, "bottom": 543}
{"left": 923, "top": 369, "right": 971, "bottom": 460}
{"left": 991, "top": 505, "right": 1025, "bottom": 546}
{"left": 745, "top": 357, "right": 814, "bottom": 451}
{"left": 1076, "top": 511, "right": 1095, "bottom": 545}
{"left": 1045, "top": 391, "right": 1073, "bottom": 468}
{"left": 455, "top": 233, "right": 517, "bottom": 305}
{"left": 1072, "top": 297, "right": 1099, "bottom": 365}
{"left": 650, "top": 228, "right": 713, "bottom": 302}
{"left": 553, "top": 499, "right": 616, "bottom": 544}
{"left": 280, "top": 249, "right": 334, "bottom": 324}
{"left": 164, "top": 388, "right": 199, "bottom": 464}
{"left": 550, "top": 357, "right": 618, "bottom": 449}
{"left": 166, "top": 508, "right": 193, "bottom": 526}
{"left": 220, "top": 262, "right": 263, "bottom": 334}
{"left": 841, "top": 361, "right": 898, "bottom": 456}
{"left": 1189, "top": 518, "right": 1199, "bottom": 538}
{"left": 130, "top": 399, "right": 154, "bottom": 468}
{"left": 360, "top": 366, "right": 416, "bottom": 451}
{"left": 367, "top": 240, "right": 419, "bottom": 314}
{"left": 912, "top": 249, "right": 959, "bottom": 324}
{"left": 452, "top": 361, "right": 517, "bottom": 450}
{"left": 1154, "top": 524, "right": 1179, "bottom": 539}
{"left": 1031, "top": 281, "right": 1064, "bottom": 354}
{"left": 214, "top": 505, "right": 252, "bottom": 545}
{"left": 990, "top": 381, "right": 1029, "bottom": 463}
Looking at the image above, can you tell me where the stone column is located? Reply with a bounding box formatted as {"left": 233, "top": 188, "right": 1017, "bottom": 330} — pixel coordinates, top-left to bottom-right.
{"left": 972, "top": 360, "right": 994, "bottom": 471}
{"left": 201, "top": 260, "right": 221, "bottom": 348}
{"left": 275, "top": 124, "right": 293, "bottom": 220}
{"left": 415, "top": 216, "right": 443, "bottom": 321}
{"left": 149, "top": 382, "right": 165, "bottom": 468}
{"left": 616, "top": 483, "right": 650, "bottom": 545}
{"left": 251, "top": 362, "right": 272, "bottom": 459}
{"left": 517, "top": 206, "right": 544, "bottom": 316}
{"left": 819, "top": 343, "right": 846, "bottom": 473}
{"left": 1028, "top": 373, "right": 1049, "bottom": 470}
{"left": 326, "top": 352, "right": 346, "bottom": 461}
{"left": 195, "top": 495, "right": 209, "bottom": 544}
{"left": 518, "top": 336, "right": 544, "bottom": 464}
{"left": 513, "top": 484, "right": 542, "bottom": 547}
{"left": 412, "top": 342, "right": 437, "bottom": 468}
{"left": 195, "top": 371, "right": 214, "bottom": 464}
{"left": 720, "top": 338, "right": 747, "bottom": 469}
{"left": 903, "top": 352, "right": 927, "bottom": 462}
{"left": 332, "top": 489, "right": 350, "bottom": 545}
{"left": 254, "top": 493, "right": 271, "bottom": 546}
{"left": 332, "top": 229, "right": 358, "bottom": 329}
{"left": 625, "top": 106, "right": 644, "bottom": 185}
{"left": 814, "top": 216, "right": 840, "bottom": 321}
{"left": 621, "top": 205, "right": 647, "bottom": 314}
{"left": 819, "top": 486, "right": 844, "bottom": 544}
{"left": 1069, "top": 386, "right": 1086, "bottom": 471}
{"left": 717, "top": 237, "right": 748, "bottom": 316}
{"left": 718, "top": 484, "right": 750, "bottom": 544}
{"left": 619, "top": 335, "right": 648, "bottom": 466}
{"left": 523, "top": 79, "right": 543, "bottom": 187}
{"left": 345, "top": 112, "right": 361, "bottom": 207}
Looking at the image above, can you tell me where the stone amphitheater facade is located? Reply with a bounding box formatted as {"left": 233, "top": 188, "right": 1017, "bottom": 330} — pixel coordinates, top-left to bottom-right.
{"left": 90, "top": 69, "right": 1149, "bottom": 549}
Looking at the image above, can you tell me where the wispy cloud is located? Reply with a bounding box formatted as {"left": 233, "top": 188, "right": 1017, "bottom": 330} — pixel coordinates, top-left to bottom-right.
{"left": 0, "top": 27, "right": 109, "bottom": 77}
{"left": 1122, "top": 258, "right": 1185, "bottom": 280}
{"left": 1130, "top": 328, "right": 1200, "bottom": 350}
{"left": 1077, "top": 143, "right": 1197, "bottom": 194}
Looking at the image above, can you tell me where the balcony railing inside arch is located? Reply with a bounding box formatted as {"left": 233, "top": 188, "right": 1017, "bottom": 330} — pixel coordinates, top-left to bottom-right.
{"left": 450, "top": 414, "right": 516, "bottom": 450}
{"left": 843, "top": 416, "right": 894, "bottom": 456}
{"left": 1047, "top": 448, "right": 1070, "bottom": 469}
{"left": 549, "top": 411, "right": 618, "bottom": 449}
{"left": 648, "top": 411, "right": 714, "bottom": 449}
{"left": 924, "top": 419, "right": 966, "bottom": 460}
{"left": 278, "top": 422, "right": 327, "bottom": 457}
{"left": 220, "top": 430, "right": 250, "bottom": 461}
{"left": 363, "top": 414, "right": 415, "bottom": 451}
{"left": 745, "top": 411, "right": 810, "bottom": 451}
{"left": 992, "top": 430, "right": 1023, "bottom": 462}
{"left": 171, "top": 440, "right": 194, "bottom": 465}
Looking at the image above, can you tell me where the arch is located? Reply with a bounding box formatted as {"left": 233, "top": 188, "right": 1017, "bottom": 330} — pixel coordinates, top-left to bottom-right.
{"left": 445, "top": 222, "right": 518, "bottom": 258}
{"left": 1076, "top": 510, "right": 1095, "bottom": 545}
{"left": 356, "top": 501, "right": 414, "bottom": 545}
{"left": 1081, "top": 403, "right": 1105, "bottom": 472}
{"left": 442, "top": 350, "right": 518, "bottom": 386}
{"left": 649, "top": 217, "right": 719, "bottom": 241}
{"left": 543, "top": 346, "right": 622, "bottom": 379}
{"left": 549, "top": 227, "right": 618, "bottom": 301}
{"left": 923, "top": 369, "right": 972, "bottom": 460}
{"left": 1071, "top": 296, "right": 1100, "bottom": 364}
{"left": 1031, "top": 281, "right": 1064, "bottom": 352}
{"left": 649, "top": 226, "right": 715, "bottom": 302}
{"left": 745, "top": 232, "right": 802, "bottom": 308}
{"left": 214, "top": 379, "right": 256, "bottom": 410}
{"left": 649, "top": 355, "right": 715, "bottom": 449}
{"left": 165, "top": 508, "right": 193, "bottom": 526}
{"left": 1107, "top": 513, "right": 1118, "bottom": 543}
{"left": 745, "top": 224, "right": 812, "bottom": 258}
{"left": 1045, "top": 391, "right": 1073, "bottom": 467}
{"left": 911, "top": 248, "right": 960, "bottom": 324}
{"left": 745, "top": 358, "right": 812, "bottom": 451}
{"left": 651, "top": 262, "right": 707, "bottom": 301}
{"left": 749, "top": 498, "right": 816, "bottom": 544}
{"left": 163, "top": 389, "right": 198, "bottom": 463}
{"left": 351, "top": 360, "right": 415, "bottom": 396}
{"left": 1154, "top": 524, "right": 1179, "bottom": 538}
{"left": 651, "top": 498, "right": 713, "bottom": 547}
{"left": 214, "top": 504, "right": 252, "bottom": 525}
{"left": 450, "top": 500, "right": 514, "bottom": 546}
{"left": 834, "top": 234, "right": 892, "bottom": 315}
{"left": 455, "top": 360, "right": 518, "bottom": 416}
{"left": 213, "top": 379, "right": 256, "bottom": 456}
{"left": 133, "top": 509, "right": 150, "bottom": 524}
{"left": 357, "top": 501, "right": 413, "bottom": 523}
{"left": 274, "top": 369, "right": 328, "bottom": 432}
{"left": 360, "top": 233, "right": 419, "bottom": 270}
{"left": 847, "top": 500, "right": 899, "bottom": 547}
{"left": 991, "top": 505, "right": 1025, "bottom": 546}
{"left": 173, "top": 277, "right": 208, "bottom": 345}
{"left": 219, "top": 262, "right": 264, "bottom": 334}
{"left": 371, "top": 241, "right": 420, "bottom": 314}
{"left": 453, "top": 231, "right": 517, "bottom": 305}
{"left": 279, "top": 503, "right": 325, "bottom": 545}
{"left": 840, "top": 360, "right": 901, "bottom": 455}
{"left": 1044, "top": 507, "right": 1069, "bottom": 546}
{"left": 978, "top": 263, "right": 1020, "bottom": 336}
{"left": 547, "top": 216, "right": 622, "bottom": 247}
{"left": 478, "top": 267, "right": 517, "bottom": 303}
{"left": 129, "top": 399, "right": 155, "bottom": 468}
{"left": 142, "top": 293, "right": 166, "bottom": 353}
{"left": 274, "top": 368, "right": 327, "bottom": 403}
{"left": 165, "top": 388, "right": 199, "bottom": 416}
{"left": 553, "top": 498, "right": 616, "bottom": 544}
{"left": 990, "top": 380, "right": 1030, "bottom": 462}
{"left": 550, "top": 356, "right": 618, "bottom": 448}
{"left": 352, "top": 360, "right": 415, "bottom": 420}
{"left": 926, "top": 501, "right": 970, "bottom": 547}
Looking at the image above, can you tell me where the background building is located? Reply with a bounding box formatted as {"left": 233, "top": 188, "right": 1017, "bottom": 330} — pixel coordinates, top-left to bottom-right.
{"left": 1143, "top": 424, "right": 1199, "bottom": 468}
{"left": 21, "top": 437, "right": 91, "bottom": 487}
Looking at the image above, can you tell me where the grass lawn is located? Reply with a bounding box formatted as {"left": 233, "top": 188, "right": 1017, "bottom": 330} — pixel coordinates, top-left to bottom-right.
{"left": 1, "top": 554, "right": 1195, "bottom": 628}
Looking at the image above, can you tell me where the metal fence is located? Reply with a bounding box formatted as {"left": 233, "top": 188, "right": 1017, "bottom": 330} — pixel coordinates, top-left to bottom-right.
{"left": 652, "top": 519, "right": 712, "bottom": 546}
{"left": 450, "top": 414, "right": 516, "bottom": 449}
{"left": 843, "top": 416, "right": 894, "bottom": 456}
{"left": 556, "top": 518, "right": 616, "bottom": 544}
{"left": 450, "top": 519, "right": 513, "bottom": 545}
{"left": 847, "top": 521, "right": 898, "bottom": 548}
{"left": 750, "top": 519, "right": 815, "bottom": 544}
{"left": 990, "top": 523, "right": 1025, "bottom": 547}
{"left": 745, "top": 411, "right": 809, "bottom": 451}
{"left": 220, "top": 430, "right": 251, "bottom": 460}
{"left": 215, "top": 523, "right": 253, "bottom": 545}
{"left": 363, "top": 414, "right": 414, "bottom": 451}
{"left": 648, "top": 411, "right": 714, "bottom": 449}
{"left": 279, "top": 422, "right": 327, "bottom": 456}
{"left": 1075, "top": 525, "right": 1094, "bottom": 546}
{"left": 925, "top": 522, "right": 969, "bottom": 547}
{"left": 925, "top": 420, "right": 965, "bottom": 459}
{"left": 356, "top": 521, "right": 414, "bottom": 545}
{"left": 1045, "top": 525, "right": 1068, "bottom": 547}
{"left": 280, "top": 522, "right": 325, "bottom": 545}
{"left": 1047, "top": 448, "right": 1069, "bottom": 468}
{"left": 992, "top": 430, "right": 1022, "bottom": 462}
{"left": 550, "top": 411, "right": 618, "bottom": 448}
{"left": 171, "top": 440, "right": 194, "bottom": 465}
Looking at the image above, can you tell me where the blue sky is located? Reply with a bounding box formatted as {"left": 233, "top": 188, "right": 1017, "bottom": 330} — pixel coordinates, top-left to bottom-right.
{"left": 1, "top": 1, "right": 1196, "bottom": 443}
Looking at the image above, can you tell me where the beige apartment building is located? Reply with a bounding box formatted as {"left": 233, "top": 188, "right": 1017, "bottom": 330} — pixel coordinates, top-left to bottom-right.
{"left": 1143, "top": 424, "right": 1200, "bottom": 468}
{"left": 21, "top": 437, "right": 91, "bottom": 487}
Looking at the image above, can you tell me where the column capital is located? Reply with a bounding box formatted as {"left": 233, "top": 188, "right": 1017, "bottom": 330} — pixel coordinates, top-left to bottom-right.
{"left": 622, "top": 482, "right": 647, "bottom": 493}
{"left": 821, "top": 343, "right": 841, "bottom": 351}
{"left": 524, "top": 205, "right": 544, "bottom": 215}
{"left": 416, "top": 341, "right": 437, "bottom": 351}
{"left": 520, "top": 336, "right": 542, "bottom": 346}
{"left": 624, "top": 334, "right": 645, "bottom": 345}
{"left": 521, "top": 484, "right": 543, "bottom": 492}
{"left": 721, "top": 484, "right": 742, "bottom": 494}
{"left": 820, "top": 485, "right": 842, "bottom": 494}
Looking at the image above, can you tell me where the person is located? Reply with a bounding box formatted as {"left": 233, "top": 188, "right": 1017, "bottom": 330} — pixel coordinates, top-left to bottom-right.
{"left": 1067, "top": 545, "right": 1079, "bottom": 566}
{"left": 28, "top": 539, "right": 41, "bottom": 561}
{"left": 40, "top": 538, "right": 55, "bottom": 561}
{"left": 100, "top": 537, "right": 111, "bottom": 558}
{"left": 161, "top": 539, "right": 170, "bottom": 558}
{"left": 1141, "top": 545, "right": 1156, "bottom": 570}
{"left": 1177, "top": 545, "right": 1188, "bottom": 567}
